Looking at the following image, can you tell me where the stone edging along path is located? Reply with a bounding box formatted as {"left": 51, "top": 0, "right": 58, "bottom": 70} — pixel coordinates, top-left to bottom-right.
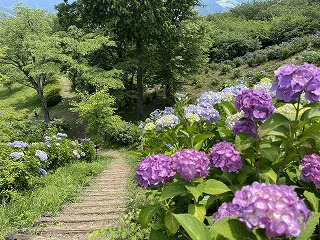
{"left": 6, "top": 150, "right": 131, "bottom": 240}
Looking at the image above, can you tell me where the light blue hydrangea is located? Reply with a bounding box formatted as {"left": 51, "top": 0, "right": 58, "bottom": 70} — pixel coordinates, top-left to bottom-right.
{"left": 253, "top": 82, "right": 275, "bottom": 97}
{"left": 35, "top": 150, "right": 48, "bottom": 161}
{"left": 10, "top": 152, "right": 24, "bottom": 159}
{"left": 184, "top": 103, "right": 220, "bottom": 123}
{"left": 57, "top": 133, "right": 68, "bottom": 138}
{"left": 155, "top": 114, "right": 180, "bottom": 129}
{"left": 73, "top": 149, "right": 81, "bottom": 159}
{"left": 198, "top": 91, "right": 223, "bottom": 106}
{"left": 9, "top": 141, "right": 29, "bottom": 149}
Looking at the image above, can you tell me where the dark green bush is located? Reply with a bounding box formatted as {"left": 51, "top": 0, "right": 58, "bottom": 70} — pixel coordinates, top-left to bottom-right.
{"left": 44, "top": 83, "right": 62, "bottom": 107}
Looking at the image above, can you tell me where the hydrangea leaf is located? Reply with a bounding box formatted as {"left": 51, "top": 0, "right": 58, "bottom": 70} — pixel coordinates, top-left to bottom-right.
{"left": 295, "top": 212, "right": 320, "bottom": 240}
{"left": 300, "top": 108, "right": 320, "bottom": 121}
{"left": 160, "top": 182, "right": 189, "bottom": 200}
{"left": 260, "top": 166, "right": 277, "bottom": 184}
{"left": 300, "top": 125, "right": 320, "bottom": 143}
{"left": 303, "top": 191, "right": 319, "bottom": 212}
{"left": 203, "top": 179, "right": 231, "bottom": 195}
{"left": 210, "top": 218, "right": 257, "bottom": 240}
{"left": 259, "top": 147, "right": 279, "bottom": 163}
{"left": 186, "top": 182, "right": 205, "bottom": 202}
{"left": 173, "top": 213, "right": 211, "bottom": 240}
{"left": 260, "top": 113, "right": 290, "bottom": 137}
{"left": 164, "top": 212, "right": 180, "bottom": 235}
{"left": 149, "top": 228, "right": 167, "bottom": 240}
{"left": 217, "top": 101, "right": 238, "bottom": 115}
{"left": 139, "top": 204, "right": 161, "bottom": 229}
{"left": 188, "top": 204, "right": 206, "bottom": 222}
{"left": 234, "top": 133, "right": 256, "bottom": 151}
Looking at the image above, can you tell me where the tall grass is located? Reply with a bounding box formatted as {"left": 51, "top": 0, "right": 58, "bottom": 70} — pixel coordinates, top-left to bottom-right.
{"left": 0, "top": 154, "right": 111, "bottom": 239}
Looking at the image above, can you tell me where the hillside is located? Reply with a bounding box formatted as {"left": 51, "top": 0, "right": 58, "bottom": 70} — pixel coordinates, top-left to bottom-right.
{"left": 0, "top": 0, "right": 63, "bottom": 15}
{"left": 0, "top": 0, "right": 249, "bottom": 16}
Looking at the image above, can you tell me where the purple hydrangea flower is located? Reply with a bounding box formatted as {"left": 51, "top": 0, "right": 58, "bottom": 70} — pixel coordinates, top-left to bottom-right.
{"left": 35, "top": 150, "right": 48, "bottom": 161}
{"left": 271, "top": 64, "right": 320, "bottom": 102}
{"left": 300, "top": 154, "right": 320, "bottom": 189}
{"left": 172, "top": 149, "right": 210, "bottom": 181}
{"left": 37, "top": 168, "right": 47, "bottom": 176}
{"left": 305, "top": 73, "right": 320, "bottom": 102}
{"left": 234, "top": 89, "right": 275, "bottom": 121}
{"left": 9, "top": 141, "right": 29, "bottom": 149}
{"left": 214, "top": 182, "right": 312, "bottom": 238}
{"left": 213, "top": 202, "right": 241, "bottom": 221}
{"left": 9, "top": 152, "right": 24, "bottom": 159}
{"left": 135, "top": 154, "right": 176, "bottom": 188}
{"left": 209, "top": 141, "right": 242, "bottom": 172}
{"left": 233, "top": 119, "right": 257, "bottom": 138}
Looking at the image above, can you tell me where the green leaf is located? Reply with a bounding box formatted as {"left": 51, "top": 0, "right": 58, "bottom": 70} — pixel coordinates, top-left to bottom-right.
{"left": 300, "top": 126, "right": 320, "bottom": 142}
{"left": 173, "top": 214, "right": 212, "bottom": 240}
{"left": 149, "top": 228, "right": 167, "bottom": 240}
{"left": 302, "top": 102, "right": 320, "bottom": 109}
{"left": 186, "top": 182, "right": 204, "bottom": 202}
{"left": 139, "top": 204, "right": 161, "bottom": 228}
{"left": 164, "top": 212, "right": 180, "bottom": 235}
{"left": 160, "top": 182, "right": 189, "bottom": 200}
{"left": 211, "top": 218, "right": 257, "bottom": 240}
{"left": 203, "top": 179, "right": 231, "bottom": 195}
{"left": 300, "top": 108, "right": 320, "bottom": 121}
{"left": 217, "top": 101, "right": 238, "bottom": 115}
{"left": 295, "top": 212, "right": 320, "bottom": 240}
{"left": 303, "top": 191, "right": 319, "bottom": 212}
{"left": 194, "top": 133, "right": 215, "bottom": 145}
{"left": 260, "top": 113, "right": 290, "bottom": 137}
{"left": 259, "top": 147, "right": 279, "bottom": 163}
{"left": 188, "top": 204, "right": 206, "bottom": 222}
{"left": 260, "top": 166, "right": 277, "bottom": 184}
{"left": 234, "top": 133, "right": 256, "bottom": 151}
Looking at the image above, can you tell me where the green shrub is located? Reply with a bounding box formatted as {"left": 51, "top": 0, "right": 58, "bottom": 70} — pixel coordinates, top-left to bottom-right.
{"left": 44, "top": 83, "right": 62, "bottom": 107}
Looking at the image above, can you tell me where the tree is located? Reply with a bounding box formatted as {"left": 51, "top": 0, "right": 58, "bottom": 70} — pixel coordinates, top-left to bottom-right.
{"left": 56, "top": 25, "right": 124, "bottom": 95}
{"left": 56, "top": 0, "right": 202, "bottom": 118}
{"left": 0, "top": 5, "right": 61, "bottom": 123}
{"left": 152, "top": 18, "right": 210, "bottom": 103}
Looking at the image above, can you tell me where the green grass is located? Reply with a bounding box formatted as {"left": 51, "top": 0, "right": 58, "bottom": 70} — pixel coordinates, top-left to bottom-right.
{"left": 0, "top": 83, "right": 40, "bottom": 115}
{"left": 0, "top": 154, "right": 111, "bottom": 239}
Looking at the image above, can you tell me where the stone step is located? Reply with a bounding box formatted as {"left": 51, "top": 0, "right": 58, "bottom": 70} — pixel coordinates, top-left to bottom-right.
{"left": 35, "top": 214, "right": 117, "bottom": 224}
{"left": 78, "top": 195, "right": 128, "bottom": 201}
{"left": 62, "top": 207, "right": 126, "bottom": 215}
{"left": 70, "top": 201, "right": 125, "bottom": 207}
{"left": 36, "top": 224, "right": 112, "bottom": 234}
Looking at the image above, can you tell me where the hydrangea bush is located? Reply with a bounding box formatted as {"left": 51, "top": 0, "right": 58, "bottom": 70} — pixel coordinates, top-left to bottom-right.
{"left": 135, "top": 64, "right": 320, "bottom": 240}
{"left": 0, "top": 126, "right": 96, "bottom": 201}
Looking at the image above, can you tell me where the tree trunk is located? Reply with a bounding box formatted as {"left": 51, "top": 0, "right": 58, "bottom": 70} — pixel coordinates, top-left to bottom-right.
{"left": 136, "top": 38, "right": 143, "bottom": 119}
{"left": 165, "top": 83, "right": 173, "bottom": 105}
{"left": 37, "top": 75, "right": 50, "bottom": 124}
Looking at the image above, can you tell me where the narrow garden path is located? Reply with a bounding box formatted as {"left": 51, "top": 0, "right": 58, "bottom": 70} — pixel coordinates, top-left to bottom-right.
{"left": 7, "top": 150, "right": 131, "bottom": 240}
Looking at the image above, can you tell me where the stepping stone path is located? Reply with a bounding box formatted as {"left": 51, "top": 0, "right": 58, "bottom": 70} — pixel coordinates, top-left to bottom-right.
{"left": 6, "top": 150, "right": 130, "bottom": 240}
